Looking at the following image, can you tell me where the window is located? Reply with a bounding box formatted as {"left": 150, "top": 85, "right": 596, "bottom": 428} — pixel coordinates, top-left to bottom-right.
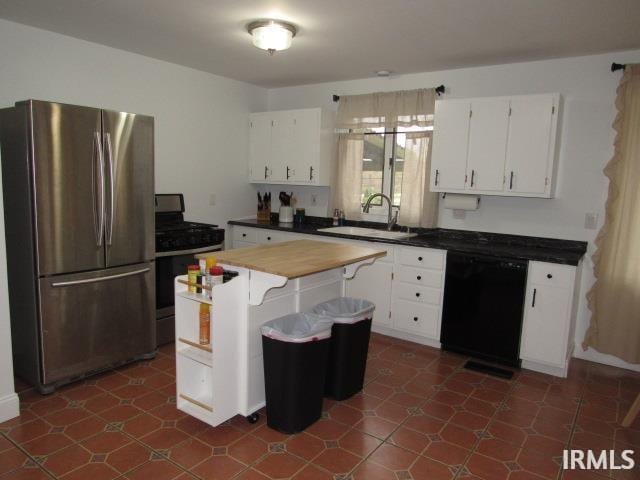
{"left": 359, "top": 126, "right": 431, "bottom": 215}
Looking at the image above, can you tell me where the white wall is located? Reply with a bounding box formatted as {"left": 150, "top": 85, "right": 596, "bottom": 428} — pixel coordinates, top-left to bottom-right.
{"left": 267, "top": 50, "right": 640, "bottom": 372}
{"left": 0, "top": 19, "right": 267, "bottom": 420}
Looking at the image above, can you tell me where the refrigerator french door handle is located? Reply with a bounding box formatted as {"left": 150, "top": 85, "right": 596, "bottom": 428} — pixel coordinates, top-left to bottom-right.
{"left": 104, "top": 132, "right": 115, "bottom": 246}
{"left": 51, "top": 267, "right": 151, "bottom": 287}
{"left": 93, "top": 131, "right": 105, "bottom": 247}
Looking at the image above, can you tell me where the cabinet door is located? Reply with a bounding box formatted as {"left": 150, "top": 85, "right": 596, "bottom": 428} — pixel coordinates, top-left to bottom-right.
{"left": 346, "top": 261, "right": 393, "bottom": 327}
{"left": 520, "top": 283, "right": 571, "bottom": 367}
{"left": 291, "top": 109, "right": 320, "bottom": 184}
{"left": 466, "top": 99, "right": 510, "bottom": 192}
{"left": 269, "top": 111, "right": 293, "bottom": 182}
{"left": 249, "top": 113, "right": 272, "bottom": 182}
{"left": 505, "top": 95, "right": 555, "bottom": 195}
{"left": 430, "top": 101, "right": 470, "bottom": 191}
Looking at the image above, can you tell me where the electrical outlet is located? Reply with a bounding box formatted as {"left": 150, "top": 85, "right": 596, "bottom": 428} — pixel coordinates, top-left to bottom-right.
{"left": 209, "top": 193, "right": 216, "bottom": 206}
{"left": 311, "top": 194, "right": 317, "bottom": 206}
{"left": 584, "top": 212, "right": 598, "bottom": 230}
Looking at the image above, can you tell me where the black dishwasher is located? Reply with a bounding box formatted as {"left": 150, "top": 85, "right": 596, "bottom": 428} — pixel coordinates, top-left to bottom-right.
{"left": 440, "top": 252, "right": 528, "bottom": 366}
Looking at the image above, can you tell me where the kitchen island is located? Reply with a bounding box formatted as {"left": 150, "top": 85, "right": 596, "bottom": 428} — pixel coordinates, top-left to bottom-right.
{"left": 174, "top": 239, "right": 386, "bottom": 427}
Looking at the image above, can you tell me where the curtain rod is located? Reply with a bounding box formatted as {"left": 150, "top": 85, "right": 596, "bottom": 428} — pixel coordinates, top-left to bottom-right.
{"left": 611, "top": 62, "right": 626, "bottom": 72}
{"left": 332, "top": 84, "right": 445, "bottom": 102}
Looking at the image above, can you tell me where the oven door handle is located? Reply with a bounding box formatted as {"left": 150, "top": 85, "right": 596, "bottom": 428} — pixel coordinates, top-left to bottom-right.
{"left": 155, "top": 244, "right": 224, "bottom": 258}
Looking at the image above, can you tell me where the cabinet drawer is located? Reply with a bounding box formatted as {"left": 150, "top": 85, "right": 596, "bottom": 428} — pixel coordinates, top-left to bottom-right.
{"left": 233, "top": 227, "right": 257, "bottom": 244}
{"left": 396, "top": 266, "right": 442, "bottom": 288}
{"left": 398, "top": 247, "right": 444, "bottom": 270}
{"left": 528, "top": 262, "right": 575, "bottom": 288}
{"left": 393, "top": 282, "right": 441, "bottom": 306}
{"left": 392, "top": 300, "right": 440, "bottom": 339}
{"left": 256, "top": 230, "right": 287, "bottom": 244}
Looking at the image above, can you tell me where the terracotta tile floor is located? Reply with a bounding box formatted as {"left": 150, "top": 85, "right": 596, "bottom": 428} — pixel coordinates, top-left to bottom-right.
{"left": 2, "top": 333, "right": 639, "bottom": 480}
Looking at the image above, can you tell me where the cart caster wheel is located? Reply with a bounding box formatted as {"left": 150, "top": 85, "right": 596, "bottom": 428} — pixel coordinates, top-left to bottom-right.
{"left": 246, "top": 413, "right": 260, "bottom": 424}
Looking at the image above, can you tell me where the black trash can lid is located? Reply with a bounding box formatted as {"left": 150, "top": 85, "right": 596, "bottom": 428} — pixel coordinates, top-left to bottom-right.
{"left": 311, "top": 297, "right": 375, "bottom": 324}
{"left": 261, "top": 312, "right": 334, "bottom": 343}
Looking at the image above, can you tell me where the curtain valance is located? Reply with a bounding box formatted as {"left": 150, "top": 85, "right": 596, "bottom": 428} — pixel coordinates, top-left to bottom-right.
{"left": 336, "top": 88, "right": 435, "bottom": 130}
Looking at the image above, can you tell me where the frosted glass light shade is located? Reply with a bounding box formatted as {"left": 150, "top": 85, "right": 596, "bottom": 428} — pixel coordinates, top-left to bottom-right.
{"left": 248, "top": 20, "right": 296, "bottom": 53}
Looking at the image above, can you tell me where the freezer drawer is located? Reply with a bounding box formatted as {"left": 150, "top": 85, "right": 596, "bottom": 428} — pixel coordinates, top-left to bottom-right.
{"left": 38, "top": 263, "right": 156, "bottom": 387}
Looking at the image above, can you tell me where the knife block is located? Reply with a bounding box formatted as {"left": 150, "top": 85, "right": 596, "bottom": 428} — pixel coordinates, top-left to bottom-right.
{"left": 257, "top": 208, "right": 271, "bottom": 223}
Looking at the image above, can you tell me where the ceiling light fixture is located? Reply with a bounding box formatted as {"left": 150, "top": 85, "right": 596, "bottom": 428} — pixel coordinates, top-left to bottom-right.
{"left": 247, "top": 20, "right": 297, "bottom": 55}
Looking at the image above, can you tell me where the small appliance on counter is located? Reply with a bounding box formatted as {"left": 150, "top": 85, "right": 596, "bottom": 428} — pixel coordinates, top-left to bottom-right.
{"left": 279, "top": 191, "right": 294, "bottom": 223}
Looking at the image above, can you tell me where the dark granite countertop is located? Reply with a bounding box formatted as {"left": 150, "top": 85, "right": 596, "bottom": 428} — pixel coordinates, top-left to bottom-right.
{"left": 228, "top": 216, "right": 587, "bottom": 266}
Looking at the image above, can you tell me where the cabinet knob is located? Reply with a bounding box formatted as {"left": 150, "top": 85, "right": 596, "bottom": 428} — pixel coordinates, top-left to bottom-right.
{"left": 415, "top": 292, "right": 421, "bottom": 297}
{"left": 547, "top": 274, "right": 553, "bottom": 279}
{"left": 418, "top": 256, "right": 423, "bottom": 261}
{"left": 242, "top": 233, "right": 246, "bottom": 237}
{"left": 413, "top": 316, "right": 418, "bottom": 322}
{"left": 267, "top": 236, "right": 271, "bottom": 241}
{"left": 417, "top": 275, "right": 422, "bottom": 280}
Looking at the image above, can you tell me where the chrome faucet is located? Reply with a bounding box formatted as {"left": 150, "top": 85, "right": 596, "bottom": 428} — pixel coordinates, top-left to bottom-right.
{"left": 362, "top": 193, "right": 399, "bottom": 231}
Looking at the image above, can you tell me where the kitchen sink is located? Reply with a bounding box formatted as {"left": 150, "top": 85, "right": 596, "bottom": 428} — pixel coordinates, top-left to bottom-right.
{"left": 317, "top": 226, "right": 417, "bottom": 240}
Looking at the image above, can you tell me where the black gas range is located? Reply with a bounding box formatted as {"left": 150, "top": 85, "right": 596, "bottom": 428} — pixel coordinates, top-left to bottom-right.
{"left": 155, "top": 194, "right": 225, "bottom": 345}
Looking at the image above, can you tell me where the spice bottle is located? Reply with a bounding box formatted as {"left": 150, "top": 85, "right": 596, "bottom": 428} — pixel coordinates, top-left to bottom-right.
{"left": 187, "top": 265, "right": 199, "bottom": 293}
{"left": 199, "top": 258, "right": 207, "bottom": 275}
{"left": 199, "top": 303, "right": 210, "bottom": 345}
{"left": 209, "top": 266, "right": 224, "bottom": 296}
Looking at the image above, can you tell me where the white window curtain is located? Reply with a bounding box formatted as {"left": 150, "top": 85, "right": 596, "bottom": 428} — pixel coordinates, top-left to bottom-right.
{"left": 333, "top": 88, "right": 438, "bottom": 227}
{"left": 398, "top": 132, "right": 438, "bottom": 228}
{"left": 332, "top": 133, "right": 364, "bottom": 219}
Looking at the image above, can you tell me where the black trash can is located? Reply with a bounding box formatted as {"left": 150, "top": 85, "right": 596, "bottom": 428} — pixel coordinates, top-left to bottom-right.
{"left": 311, "top": 297, "right": 376, "bottom": 400}
{"left": 261, "top": 313, "right": 334, "bottom": 434}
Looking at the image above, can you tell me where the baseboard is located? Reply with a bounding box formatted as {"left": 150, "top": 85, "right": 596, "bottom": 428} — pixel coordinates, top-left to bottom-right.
{"left": 521, "top": 359, "right": 568, "bottom": 378}
{"left": 371, "top": 325, "right": 441, "bottom": 350}
{"left": 0, "top": 392, "right": 19, "bottom": 423}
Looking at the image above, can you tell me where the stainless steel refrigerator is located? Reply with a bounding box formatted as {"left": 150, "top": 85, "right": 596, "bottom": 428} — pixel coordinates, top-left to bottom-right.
{"left": 0, "top": 100, "right": 156, "bottom": 394}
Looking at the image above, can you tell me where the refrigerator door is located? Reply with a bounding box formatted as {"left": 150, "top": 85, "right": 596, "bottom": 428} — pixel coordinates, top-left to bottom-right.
{"left": 37, "top": 262, "right": 156, "bottom": 386}
{"left": 102, "top": 110, "right": 155, "bottom": 267}
{"left": 30, "top": 101, "right": 106, "bottom": 276}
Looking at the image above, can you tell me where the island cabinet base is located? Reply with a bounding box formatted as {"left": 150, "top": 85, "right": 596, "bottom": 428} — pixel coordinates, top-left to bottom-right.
{"left": 174, "top": 266, "right": 356, "bottom": 427}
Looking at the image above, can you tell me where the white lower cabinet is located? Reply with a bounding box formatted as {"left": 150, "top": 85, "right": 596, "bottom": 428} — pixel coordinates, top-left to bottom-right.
{"left": 519, "top": 261, "right": 578, "bottom": 377}
{"left": 391, "top": 246, "right": 446, "bottom": 345}
{"left": 228, "top": 225, "right": 581, "bottom": 377}
{"left": 345, "top": 259, "right": 393, "bottom": 327}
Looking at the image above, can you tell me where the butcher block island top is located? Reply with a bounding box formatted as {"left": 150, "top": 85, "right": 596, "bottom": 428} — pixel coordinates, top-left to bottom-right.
{"left": 197, "top": 239, "right": 386, "bottom": 278}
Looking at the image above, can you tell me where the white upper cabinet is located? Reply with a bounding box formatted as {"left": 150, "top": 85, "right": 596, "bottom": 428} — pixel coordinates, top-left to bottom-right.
{"left": 466, "top": 99, "right": 510, "bottom": 193}
{"left": 430, "top": 93, "right": 560, "bottom": 198}
{"left": 505, "top": 95, "right": 558, "bottom": 196}
{"left": 248, "top": 113, "right": 272, "bottom": 182}
{"left": 248, "top": 108, "right": 335, "bottom": 186}
{"left": 430, "top": 100, "right": 469, "bottom": 191}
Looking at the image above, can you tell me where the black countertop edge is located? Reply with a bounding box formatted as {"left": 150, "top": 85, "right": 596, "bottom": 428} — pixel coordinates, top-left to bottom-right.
{"left": 228, "top": 216, "right": 588, "bottom": 266}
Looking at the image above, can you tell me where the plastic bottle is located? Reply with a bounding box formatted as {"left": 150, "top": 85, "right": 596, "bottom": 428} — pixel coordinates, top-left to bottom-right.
{"left": 199, "top": 303, "right": 210, "bottom": 345}
{"left": 187, "top": 265, "right": 199, "bottom": 294}
{"left": 209, "top": 266, "right": 224, "bottom": 297}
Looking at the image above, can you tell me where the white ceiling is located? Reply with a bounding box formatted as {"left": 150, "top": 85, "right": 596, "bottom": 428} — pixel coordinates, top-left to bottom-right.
{"left": 1, "top": 0, "right": 639, "bottom": 88}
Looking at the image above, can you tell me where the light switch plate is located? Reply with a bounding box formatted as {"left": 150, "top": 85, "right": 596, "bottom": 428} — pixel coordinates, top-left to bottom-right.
{"left": 584, "top": 212, "right": 598, "bottom": 229}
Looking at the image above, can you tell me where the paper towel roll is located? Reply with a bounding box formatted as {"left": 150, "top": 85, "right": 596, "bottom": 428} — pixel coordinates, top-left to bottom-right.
{"left": 443, "top": 194, "right": 480, "bottom": 211}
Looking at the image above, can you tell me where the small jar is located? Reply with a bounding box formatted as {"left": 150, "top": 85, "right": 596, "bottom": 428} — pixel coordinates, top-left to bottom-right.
{"left": 209, "top": 266, "right": 224, "bottom": 295}
{"left": 187, "top": 265, "right": 200, "bottom": 294}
